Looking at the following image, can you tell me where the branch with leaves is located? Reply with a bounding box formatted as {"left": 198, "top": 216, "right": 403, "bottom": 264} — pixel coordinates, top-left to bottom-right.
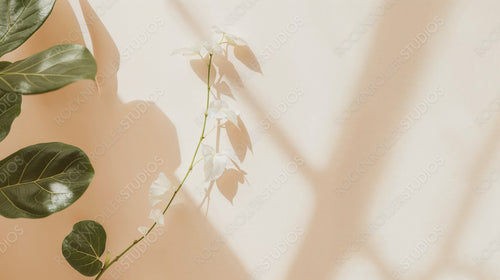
{"left": 61, "top": 28, "right": 247, "bottom": 278}
{"left": 0, "top": 1, "right": 247, "bottom": 278}
{"left": 0, "top": 0, "right": 96, "bottom": 219}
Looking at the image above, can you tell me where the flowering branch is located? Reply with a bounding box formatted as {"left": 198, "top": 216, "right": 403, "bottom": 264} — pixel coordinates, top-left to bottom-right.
{"left": 60, "top": 26, "right": 247, "bottom": 279}
{"left": 93, "top": 53, "right": 214, "bottom": 280}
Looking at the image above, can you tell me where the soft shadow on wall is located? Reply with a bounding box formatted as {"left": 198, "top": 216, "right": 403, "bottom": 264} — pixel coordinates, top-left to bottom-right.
{"left": 189, "top": 46, "right": 258, "bottom": 208}
{"left": 0, "top": 0, "right": 251, "bottom": 279}
{"left": 284, "top": 1, "right": 453, "bottom": 279}
{"left": 166, "top": 0, "right": 494, "bottom": 280}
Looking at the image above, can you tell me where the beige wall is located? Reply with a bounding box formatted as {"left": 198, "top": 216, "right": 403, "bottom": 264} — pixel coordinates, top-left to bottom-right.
{"left": 1, "top": 0, "right": 500, "bottom": 279}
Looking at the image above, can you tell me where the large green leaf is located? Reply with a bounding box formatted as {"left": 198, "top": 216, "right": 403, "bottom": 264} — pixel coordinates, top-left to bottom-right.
{"left": 0, "top": 142, "right": 94, "bottom": 218}
{"left": 0, "top": 61, "right": 21, "bottom": 142}
{"left": 0, "top": 0, "right": 56, "bottom": 58}
{"left": 0, "top": 44, "right": 97, "bottom": 94}
{"left": 0, "top": 89, "right": 21, "bottom": 142}
{"left": 62, "top": 220, "right": 107, "bottom": 277}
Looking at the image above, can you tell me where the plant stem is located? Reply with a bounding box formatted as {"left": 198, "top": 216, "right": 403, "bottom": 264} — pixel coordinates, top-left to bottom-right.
{"left": 94, "top": 53, "right": 214, "bottom": 280}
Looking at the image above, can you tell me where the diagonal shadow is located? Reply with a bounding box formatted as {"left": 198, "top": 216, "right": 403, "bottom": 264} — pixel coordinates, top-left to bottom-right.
{"left": 0, "top": 0, "right": 250, "bottom": 279}
{"left": 281, "top": 1, "right": 454, "bottom": 279}
{"left": 416, "top": 115, "right": 500, "bottom": 279}
{"left": 362, "top": 111, "right": 500, "bottom": 280}
{"left": 168, "top": 0, "right": 461, "bottom": 279}
{"left": 176, "top": 0, "right": 453, "bottom": 279}
{"left": 165, "top": 0, "right": 454, "bottom": 279}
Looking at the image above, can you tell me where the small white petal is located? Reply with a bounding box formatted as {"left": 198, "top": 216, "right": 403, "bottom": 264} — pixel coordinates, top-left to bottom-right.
{"left": 154, "top": 172, "right": 171, "bottom": 188}
{"left": 222, "top": 108, "right": 239, "bottom": 125}
{"left": 149, "top": 209, "right": 164, "bottom": 226}
{"left": 202, "top": 41, "right": 225, "bottom": 55}
{"left": 212, "top": 44, "right": 225, "bottom": 55}
{"left": 138, "top": 226, "right": 149, "bottom": 236}
{"left": 207, "top": 100, "right": 239, "bottom": 126}
{"left": 221, "top": 149, "right": 238, "bottom": 163}
{"left": 202, "top": 147, "right": 238, "bottom": 182}
{"left": 211, "top": 26, "right": 247, "bottom": 45}
{"left": 210, "top": 154, "right": 230, "bottom": 180}
{"left": 206, "top": 108, "right": 218, "bottom": 121}
{"left": 149, "top": 173, "right": 172, "bottom": 207}
{"left": 149, "top": 189, "right": 171, "bottom": 207}
{"left": 203, "top": 155, "right": 215, "bottom": 182}
{"left": 201, "top": 143, "right": 215, "bottom": 157}
{"left": 149, "top": 198, "right": 161, "bottom": 207}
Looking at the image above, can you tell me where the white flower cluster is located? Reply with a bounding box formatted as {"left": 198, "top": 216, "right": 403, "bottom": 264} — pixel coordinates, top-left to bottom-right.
{"left": 171, "top": 26, "right": 247, "bottom": 57}
{"left": 137, "top": 28, "right": 245, "bottom": 236}
{"left": 138, "top": 172, "right": 173, "bottom": 235}
{"left": 172, "top": 26, "right": 244, "bottom": 182}
{"left": 202, "top": 99, "right": 240, "bottom": 181}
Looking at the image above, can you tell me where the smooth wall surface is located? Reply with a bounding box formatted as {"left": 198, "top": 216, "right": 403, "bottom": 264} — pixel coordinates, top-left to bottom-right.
{"left": 1, "top": 0, "right": 500, "bottom": 279}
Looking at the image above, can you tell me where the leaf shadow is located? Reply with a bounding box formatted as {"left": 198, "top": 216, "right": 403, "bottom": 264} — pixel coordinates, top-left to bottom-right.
{"left": 215, "top": 168, "right": 247, "bottom": 204}
{"left": 0, "top": 1, "right": 251, "bottom": 279}
{"left": 226, "top": 117, "right": 253, "bottom": 162}
{"left": 213, "top": 54, "right": 243, "bottom": 88}
{"left": 234, "top": 45, "right": 262, "bottom": 74}
{"left": 189, "top": 56, "right": 216, "bottom": 86}
{"left": 190, "top": 50, "right": 255, "bottom": 207}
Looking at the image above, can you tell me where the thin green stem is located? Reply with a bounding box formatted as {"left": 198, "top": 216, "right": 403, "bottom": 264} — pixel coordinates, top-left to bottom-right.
{"left": 203, "top": 125, "right": 218, "bottom": 138}
{"left": 94, "top": 53, "right": 214, "bottom": 280}
{"left": 192, "top": 157, "right": 204, "bottom": 169}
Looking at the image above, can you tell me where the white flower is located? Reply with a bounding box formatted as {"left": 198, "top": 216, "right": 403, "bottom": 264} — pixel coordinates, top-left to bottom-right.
{"left": 149, "top": 172, "right": 173, "bottom": 207}
{"left": 172, "top": 27, "right": 245, "bottom": 57}
{"left": 212, "top": 26, "right": 247, "bottom": 45}
{"left": 138, "top": 226, "right": 149, "bottom": 236}
{"left": 201, "top": 144, "right": 237, "bottom": 181}
{"left": 171, "top": 45, "right": 202, "bottom": 56}
{"left": 149, "top": 209, "right": 164, "bottom": 226}
{"left": 207, "top": 100, "right": 239, "bottom": 126}
{"left": 202, "top": 40, "right": 225, "bottom": 55}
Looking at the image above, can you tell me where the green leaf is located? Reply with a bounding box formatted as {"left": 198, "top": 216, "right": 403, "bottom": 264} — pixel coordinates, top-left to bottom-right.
{"left": 0, "top": 44, "right": 97, "bottom": 94}
{"left": 0, "top": 142, "right": 94, "bottom": 219}
{"left": 0, "top": 61, "right": 21, "bottom": 142}
{"left": 0, "top": 0, "right": 56, "bottom": 58}
{"left": 62, "top": 220, "right": 107, "bottom": 277}
{"left": 0, "top": 89, "right": 21, "bottom": 142}
{"left": 0, "top": 60, "right": 22, "bottom": 141}
{"left": 0, "top": 61, "right": 11, "bottom": 69}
